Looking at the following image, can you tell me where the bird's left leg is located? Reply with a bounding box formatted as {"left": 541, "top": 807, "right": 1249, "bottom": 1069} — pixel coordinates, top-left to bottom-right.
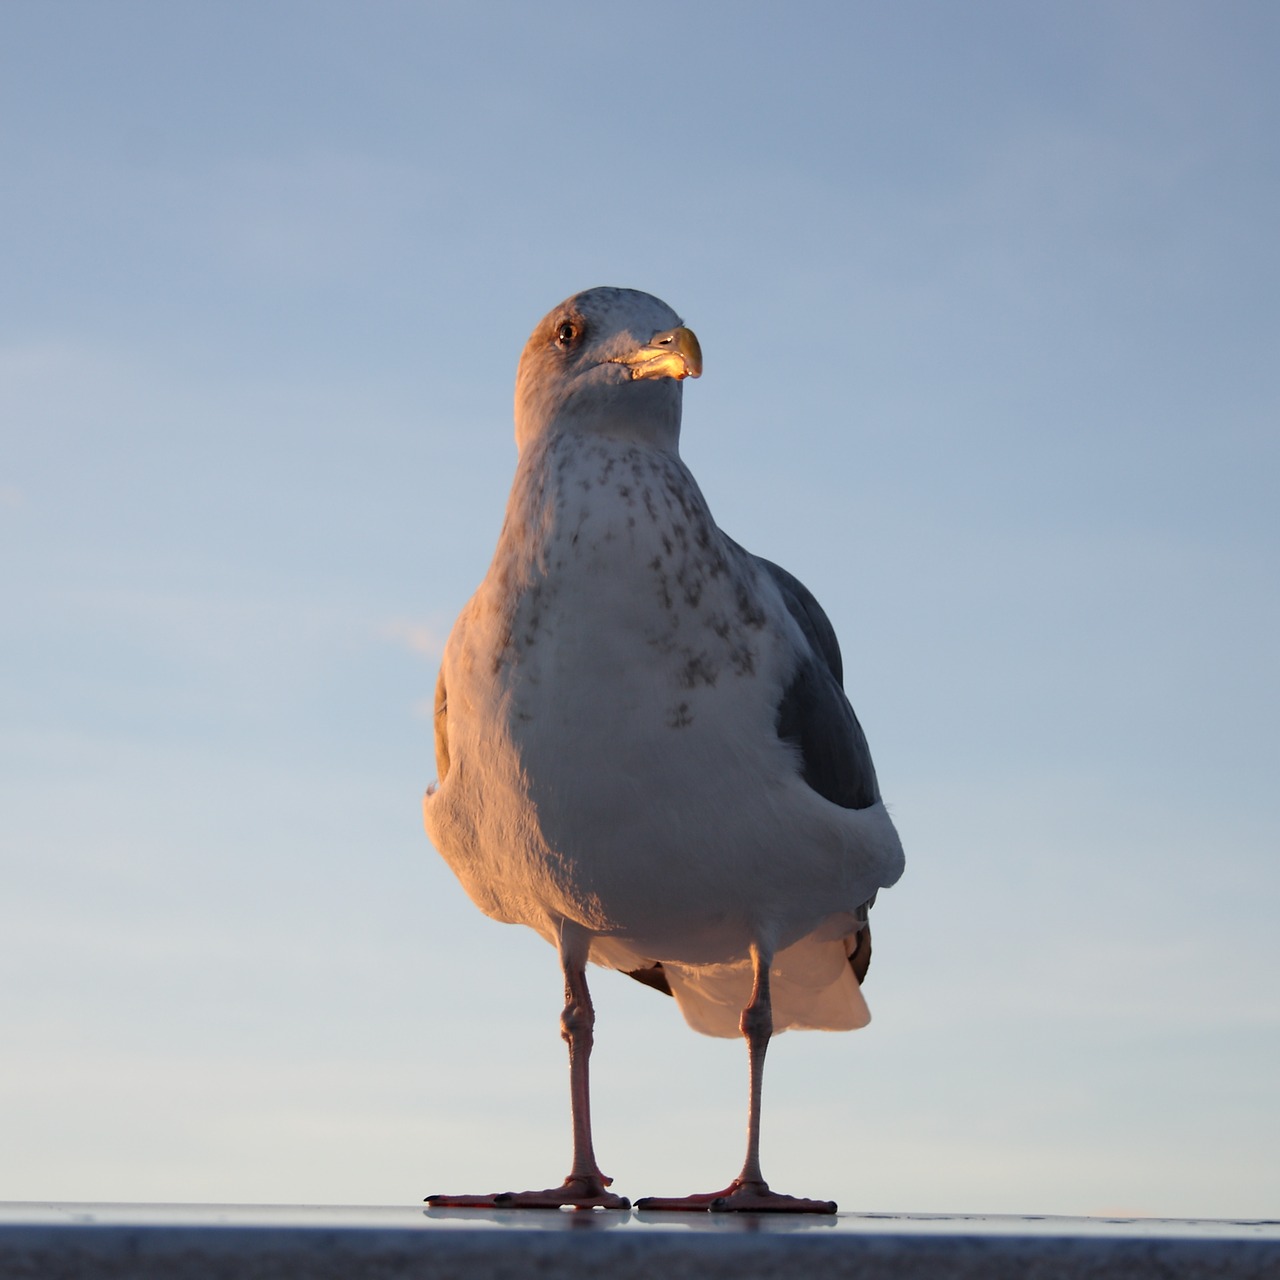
{"left": 636, "top": 940, "right": 837, "bottom": 1214}
{"left": 427, "top": 924, "right": 628, "bottom": 1210}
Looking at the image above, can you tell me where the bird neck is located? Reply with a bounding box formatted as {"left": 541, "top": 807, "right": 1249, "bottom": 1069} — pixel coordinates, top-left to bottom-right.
{"left": 516, "top": 380, "right": 683, "bottom": 454}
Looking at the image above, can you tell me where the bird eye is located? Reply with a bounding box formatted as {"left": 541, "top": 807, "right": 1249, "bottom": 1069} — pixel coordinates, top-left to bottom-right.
{"left": 555, "top": 320, "right": 578, "bottom": 348}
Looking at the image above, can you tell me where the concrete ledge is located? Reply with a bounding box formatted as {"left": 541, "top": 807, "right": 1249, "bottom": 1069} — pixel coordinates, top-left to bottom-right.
{"left": 2, "top": 1204, "right": 1277, "bottom": 1279}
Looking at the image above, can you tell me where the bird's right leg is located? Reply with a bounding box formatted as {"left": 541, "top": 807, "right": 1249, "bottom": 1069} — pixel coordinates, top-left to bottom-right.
{"left": 426, "top": 924, "right": 629, "bottom": 1210}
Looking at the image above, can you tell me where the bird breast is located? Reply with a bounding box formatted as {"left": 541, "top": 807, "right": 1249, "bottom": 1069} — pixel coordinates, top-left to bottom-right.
{"left": 488, "top": 433, "right": 790, "bottom": 732}
{"left": 427, "top": 431, "right": 887, "bottom": 963}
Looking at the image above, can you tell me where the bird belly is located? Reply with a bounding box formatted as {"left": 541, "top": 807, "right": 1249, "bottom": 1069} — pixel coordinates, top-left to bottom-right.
{"left": 424, "top": 437, "right": 902, "bottom": 966}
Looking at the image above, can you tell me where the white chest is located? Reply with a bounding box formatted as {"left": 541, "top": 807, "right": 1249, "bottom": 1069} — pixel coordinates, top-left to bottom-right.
{"left": 479, "top": 435, "right": 788, "bottom": 734}
{"left": 429, "top": 435, "right": 872, "bottom": 958}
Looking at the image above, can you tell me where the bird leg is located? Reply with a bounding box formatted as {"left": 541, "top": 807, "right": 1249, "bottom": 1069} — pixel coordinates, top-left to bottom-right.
{"left": 426, "top": 928, "right": 629, "bottom": 1210}
{"left": 636, "top": 941, "right": 837, "bottom": 1214}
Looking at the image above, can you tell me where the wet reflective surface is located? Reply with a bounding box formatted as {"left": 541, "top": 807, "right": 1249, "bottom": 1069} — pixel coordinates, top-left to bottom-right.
{"left": 1, "top": 1202, "right": 1277, "bottom": 1240}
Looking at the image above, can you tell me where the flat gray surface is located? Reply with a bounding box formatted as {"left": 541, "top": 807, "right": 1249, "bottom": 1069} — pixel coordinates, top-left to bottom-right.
{"left": 1, "top": 1203, "right": 1278, "bottom": 1279}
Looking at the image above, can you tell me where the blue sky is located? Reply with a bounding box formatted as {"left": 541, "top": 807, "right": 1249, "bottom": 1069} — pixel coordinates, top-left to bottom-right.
{"left": 2, "top": 1, "right": 1277, "bottom": 1216}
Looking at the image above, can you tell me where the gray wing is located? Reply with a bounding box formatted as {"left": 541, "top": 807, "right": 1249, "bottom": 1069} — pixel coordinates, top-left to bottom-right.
{"left": 627, "top": 543, "right": 881, "bottom": 1001}
{"left": 734, "top": 542, "right": 880, "bottom": 812}
{"left": 752, "top": 549, "right": 880, "bottom": 985}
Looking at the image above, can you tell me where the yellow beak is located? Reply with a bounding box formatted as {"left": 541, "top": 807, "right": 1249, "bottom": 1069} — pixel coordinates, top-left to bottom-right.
{"left": 614, "top": 325, "right": 703, "bottom": 381}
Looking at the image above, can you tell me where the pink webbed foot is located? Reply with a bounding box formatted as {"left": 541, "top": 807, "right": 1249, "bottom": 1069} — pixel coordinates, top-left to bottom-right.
{"left": 636, "top": 1178, "right": 836, "bottom": 1214}
{"left": 427, "top": 1173, "right": 630, "bottom": 1211}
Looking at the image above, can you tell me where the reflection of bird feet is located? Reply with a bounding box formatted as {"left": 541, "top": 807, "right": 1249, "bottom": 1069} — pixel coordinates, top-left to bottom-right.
{"left": 427, "top": 1173, "right": 630, "bottom": 1211}
{"left": 636, "top": 1178, "right": 837, "bottom": 1214}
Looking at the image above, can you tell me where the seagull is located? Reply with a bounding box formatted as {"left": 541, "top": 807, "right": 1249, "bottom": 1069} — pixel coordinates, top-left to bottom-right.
{"left": 423, "top": 287, "right": 904, "bottom": 1213}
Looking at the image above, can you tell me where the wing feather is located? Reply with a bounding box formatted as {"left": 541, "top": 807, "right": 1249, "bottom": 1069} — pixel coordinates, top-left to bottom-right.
{"left": 741, "top": 546, "right": 880, "bottom": 812}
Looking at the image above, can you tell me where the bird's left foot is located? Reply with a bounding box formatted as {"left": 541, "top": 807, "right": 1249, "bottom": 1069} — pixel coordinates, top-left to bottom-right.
{"left": 636, "top": 1178, "right": 836, "bottom": 1214}
{"left": 427, "top": 1173, "right": 629, "bottom": 1211}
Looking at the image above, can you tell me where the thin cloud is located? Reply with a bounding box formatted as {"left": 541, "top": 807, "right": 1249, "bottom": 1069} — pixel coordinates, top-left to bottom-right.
{"left": 383, "top": 618, "right": 448, "bottom": 663}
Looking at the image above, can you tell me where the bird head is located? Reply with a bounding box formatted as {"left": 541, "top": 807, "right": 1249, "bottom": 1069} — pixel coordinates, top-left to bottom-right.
{"left": 514, "top": 287, "right": 701, "bottom": 453}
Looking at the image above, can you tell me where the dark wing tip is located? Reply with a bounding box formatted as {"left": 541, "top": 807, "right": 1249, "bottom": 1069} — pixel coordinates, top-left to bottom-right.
{"left": 742, "top": 550, "right": 880, "bottom": 811}
{"left": 626, "top": 963, "right": 673, "bottom": 996}
{"left": 848, "top": 925, "right": 872, "bottom": 984}
{"left": 775, "top": 659, "right": 880, "bottom": 809}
